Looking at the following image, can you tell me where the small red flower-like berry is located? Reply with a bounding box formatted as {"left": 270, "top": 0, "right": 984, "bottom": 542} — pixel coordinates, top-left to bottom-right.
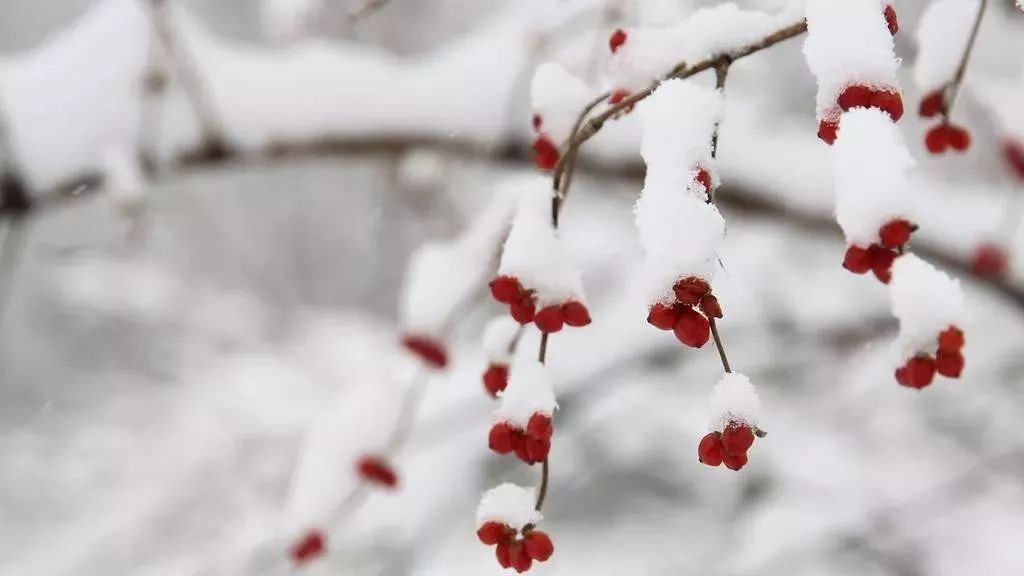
{"left": 723, "top": 450, "right": 749, "bottom": 471}
{"left": 674, "top": 277, "right": 711, "bottom": 306}
{"left": 524, "top": 436, "right": 551, "bottom": 463}
{"left": 879, "top": 219, "right": 914, "bottom": 249}
{"left": 838, "top": 85, "right": 873, "bottom": 111}
{"left": 870, "top": 245, "right": 896, "bottom": 284}
{"left": 531, "top": 114, "right": 542, "bottom": 133}
{"left": 674, "top": 307, "right": 710, "bottom": 348}
{"left": 695, "top": 168, "right": 713, "bottom": 193}
{"left": 938, "top": 326, "right": 965, "bottom": 354}
{"left": 608, "top": 89, "right": 635, "bottom": 115}
{"left": 870, "top": 90, "right": 904, "bottom": 122}
{"left": 936, "top": 350, "right": 965, "bottom": 378}
{"left": 534, "top": 305, "right": 565, "bottom": 333}
{"left": 524, "top": 531, "right": 555, "bottom": 562}
{"left": 561, "top": 301, "right": 592, "bottom": 327}
{"left": 532, "top": 135, "right": 559, "bottom": 172}
{"left": 510, "top": 294, "right": 537, "bottom": 324}
{"left": 843, "top": 245, "right": 873, "bottom": 274}
{"left": 290, "top": 530, "right": 326, "bottom": 565}
{"left": 925, "top": 125, "right": 951, "bottom": 154}
{"left": 496, "top": 541, "right": 512, "bottom": 569}
{"left": 818, "top": 119, "right": 839, "bottom": 145}
{"left": 478, "top": 522, "right": 511, "bottom": 546}
{"left": 919, "top": 90, "right": 944, "bottom": 118}
{"left": 508, "top": 540, "right": 533, "bottom": 573}
{"left": 699, "top": 293, "right": 723, "bottom": 319}
{"left": 356, "top": 456, "right": 398, "bottom": 488}
{"left": 1003, "top": 140, "right": 1024, "bottom": 180}
{"left": 489, "top": 422, "right": 519, "bottom": 454}
{"left": 948, "top": 125, "right": 971, "bottom": 152}
{"left": 401, "top": 335, "right": 447, "bottom": 368}
{"left": 609, "top": 28, "right": 627, "bottom": 54}
{"left": 883, "top": 4, "right": 899, "bottom": 35}
{"left": 972, "top": 243, "right": 1008, "bottom": 278}
{"left": 527, "top": 413, "right": 553, "bottom": 441}
{"left": 896, "top": 355, "right": 937, "bottom": 389}
{"left": 647, "top": 302, "right": 678, "bottom": 331}
{"left": 721, "top": 423, "right": 755, "bottom": 455}
{"left": 697, "top": 431, "right": 724, "bottom": 467}
{"left": 490, "top": 275, "right": 522, "bottom": 304}
{"left": 483, "top": 364, "right": 509, "bottom": 397}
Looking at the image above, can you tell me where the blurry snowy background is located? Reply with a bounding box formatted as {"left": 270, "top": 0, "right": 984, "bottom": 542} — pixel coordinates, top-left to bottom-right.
{"left": 1, "top": 1, "right": 1024, "bottom": 575}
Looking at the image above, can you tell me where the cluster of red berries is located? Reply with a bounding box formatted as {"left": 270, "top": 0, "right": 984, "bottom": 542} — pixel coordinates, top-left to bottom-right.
{"left": 489, "top": 413, "right": 553, "bottom": 465}
{"left": 356, "top": 455, "right": 399, "bottom": 488}
{"left": 489, "top": 275, "right": 592, "bottom": 333}
{"left": 290, "top": 530, "right": 326, "bottom": 565}
{"left": 646, "top": 276, "right": 722, "bottom": 349}
{"left": 401, "top": 334, "right": 448, "bottom": 368}
{"left": 972, "top": 243, "right": 1008, "bottom": 278}
{"left": 483, "top": 362, "right": 510, "bottom": 397}
{"left": 842, "top": 218, "right": 916, "bottom": 284}
{"left": 477, "top": 523, "right": 554, "bottom": 573}
{"left": 531, "top": 114, "right": 560, "bottom": 172}
{"left": 697, "top": 422, "right": 756, "bottom": 471}
{"left": 818, "top": 84, "right": 905, "bottom": 145}
{"left": 919, "top": 90, "right": 971, "bottom": 154}
{"left": 895, "top": 325, "right": 965, "bottom": 389}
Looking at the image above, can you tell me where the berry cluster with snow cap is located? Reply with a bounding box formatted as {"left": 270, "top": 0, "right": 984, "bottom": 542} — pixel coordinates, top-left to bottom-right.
{"left": 698, "top": 373, "right": 762, "bottom": 471}
{"left": 476, "top": 483, "right": 554, "bottom": 573}
{"left": 889, "top": 255, "right": 968, "bottom": 389}
{"left": 492, "top": 178, "right": 590, "bottom": 333}
{"left": 803, "top": 0, "right": 903, "bottom": 145}
{"left": 833, "top": 109, "right": 918, "bottom": 284}
{"left": 530, "top": 63, "right": 592, "bottom": 171}
{"left": 481, "top": 316, "right": 521, "bottom": 397}
{"left": 635, "top": 79, "right": 726, "bottom": 348}
{"left": 489, "top": 359, "right": 557, "bottom": 465}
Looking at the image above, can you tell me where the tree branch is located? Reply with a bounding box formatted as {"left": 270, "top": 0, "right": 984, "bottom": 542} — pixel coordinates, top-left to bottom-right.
{"left": 942, "top": 0, "right": 988, "bottom": 118}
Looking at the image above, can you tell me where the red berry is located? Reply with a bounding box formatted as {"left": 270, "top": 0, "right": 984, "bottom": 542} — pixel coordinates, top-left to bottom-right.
{"left": 1003, "top": 140, "right": 1024, "bottom": 180}
{"left": 400, "top": 334, "right": 447, "bottom": 368}
{"left": 290, "top": 530, "right": 326, "bottom": 565}
{"left": 508, "top": 540, "right": 533, "bottom": 573}
{"left": 524, "top": 436, "right": 551, "bottom": 463}
{"left": 531, "top": 114, "right": 542, "bottom": 133}
{"left": 948, "top": 125, "right": 971, "bottom": 152}
{"left": 478, "top": 522, "right": 510, "bottom": 546}
{"left": 925, "top": 125, "right": 951, "bottom": 154}
{"left": 972, "top": 243, "right": 1008, "bottom": 277}
{"left": 870, "top": 246, "right": 896, "bottom": 284}
{"left": 818, "top": 119, "right": 839, "bottom": 145}
{"left": 843, "top": 244, "right": 873, "bottom": 275}
{"left": 723, "top": 450, "right": 749, "bottom": 471}
{"left": 496, "top": 540, "right": 512, "bottom": 569}
{"left": 527, "top": 413, "right": 553, "bottom": 441}
{"left": 647, "top": 302, "right": 678, "bottom": 331}
{"left": 919, "top": 90, "right": 944, "bottom": 118}
{"left": 524, "top": 531, "right": 554, "bottom": 562}
{"left": 884, "top": 4, "right": 899, "bottom": 35}
{"left": 534, "top": 305, "right": 565, "bottom": 333}
{"left": 532, "top": 136, "right": 559, "bottom": 172}
{"left": 608, "top": 89, "right": 635, "bottom": 114}
{"left": 489, "top": 422, "right": 519, "bottom": 454}
{"left": 490, "top": 275, "right": 522, "bottom": 304}
{"left": 695, "top": 168, "right": 713, "bottom": 193}
{"left": 609, "top": 28, "right": 627, "bottom": 53}
{"left": 697, "top": 432, "right": 724, "bottom": 467}
{"left": 938, "top": 326, "right": 965, "bottom": 354}
{"left": 674, "top": 277, "right": 710, "bottom": 305}
{"left": 514, "top": 437, "right": 533, "bottom": 463}
{"left": 356, "top": 455, "right": 398, "bottom": 488}
{"left": 483, "top": 364, "right": 509, "bottom": 397}
{"left": 562, "top": 301, "right": 592, "bottom": 327}
{"left": 838, "top": 85, "right": 873, "bottom": 111}
{"left": 898, "top": 356, "right": 936, "bottom": 389}
{"left": 510, "top": 294, "right": 537, "bottom": 324}
{"left": 674, "top": 307, "right": 711, "bottom": 348}
{"left": 879, "top": 219, "right": 914, "bottom": 249}
{"left": 721, "top": 423, "right": 755, "bottom": 455}
{"left": 699, "top": 293, "right": 723, "bottom": 319}
{"left": 871, "top": 90, "right": 904, "bottom": 122}
{"left": 936, "top": 350, "right": 965, "bottom": 378}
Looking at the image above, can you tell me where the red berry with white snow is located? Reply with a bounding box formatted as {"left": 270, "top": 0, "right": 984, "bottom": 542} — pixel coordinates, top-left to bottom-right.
{"left": 609, "top": 28, "right": 627, "bottom": 54}
{"left": 356, "top": 455, "right": 398, "bottom": 488}
{"left": 674, "top": 307, "right": 711, "bottom": 348}
{"left": 483, "top": 364, "right": 509, "bottom": 397}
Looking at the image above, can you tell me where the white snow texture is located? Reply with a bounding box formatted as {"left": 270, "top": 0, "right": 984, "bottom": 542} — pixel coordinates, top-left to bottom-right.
{"left": 914, "top": 0, "right": 981, "bottom": 94}
{"left": 530, "top": 62, "right": 593, "bottom": 144}
{"left": 889, "top": 254, "right": 967, "bottom": 361}
{"left": 476, "top": 483, "right": 541, "bottom": 530}
{"left": 708, "top": 372, "right": 761, "bottom": 432}
{"left": 494, "top": 359, "right": 557, "bottom": 428}
{"left": 482, "top": 316, "right": 521, "bottom": 365}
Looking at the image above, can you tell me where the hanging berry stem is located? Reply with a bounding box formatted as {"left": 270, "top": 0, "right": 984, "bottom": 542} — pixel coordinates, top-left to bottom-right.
{"left": 706, "top": 60, "right": 734, "bottom": 375}
{"left": 942, "top": 0, "right": 988, "bottom": 118}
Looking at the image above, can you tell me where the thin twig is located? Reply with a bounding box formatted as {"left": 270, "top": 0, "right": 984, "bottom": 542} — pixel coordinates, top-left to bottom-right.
{"left": 706, "top": 61, "right": 734, "bottom": 375}
{"left": 348, "top": 0, "right": 393, "bottom": 24}
{"left": 534, "top": 458, "right": 549, "bottom": 511}
{"left": 942, "top": 0, "right": 988, "bottom": 118}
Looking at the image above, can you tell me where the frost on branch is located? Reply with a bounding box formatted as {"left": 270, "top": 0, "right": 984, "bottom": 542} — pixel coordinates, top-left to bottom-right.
{"left": 492, "top": 178, "right": 589, "bottom": 333}
{"left": 699, "top": 373, "right": 761, "bottom": 471}
{"left": 889, "top": 255, "right": 968, "bottom": 389}
{"left": 833, "top": 108, "right": 917, "bottom": 284}
{"left": 481, "top": 316, "right": 521, "bottom": 397}
{"left": 803, "top": 0, "right": 903, "bottom": 144}
{"left": 489, "top": 359, "right": 557, "bottom": 465}
{"left": 530, "top": 63, "right": 591, "bottom": 171}
{"left": 635, "top": 79, "right": 725, "bottom": 349}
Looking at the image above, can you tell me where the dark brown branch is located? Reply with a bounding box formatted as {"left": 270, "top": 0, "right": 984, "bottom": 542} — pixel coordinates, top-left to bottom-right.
{"left": 942, "top": 0, "right": 988, "bottom": 118}
{"left": 535, "top": 458, "right": 549, "bottom": 511}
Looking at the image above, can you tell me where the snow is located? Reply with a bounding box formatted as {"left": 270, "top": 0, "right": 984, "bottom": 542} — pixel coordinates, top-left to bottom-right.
{"left": 482, "top": 316, "right": 521, "bottom": 364}
{"left": 494, "top": 359, "right": 557, "bottom": 428}
{"left": 497, "top": 177, "right": 585, "bottom": 307}
{"left": 973, "top": 69, "right": 1024, "bottom": 139}
{"left": 530, "top": 62, "right": 593, "bottom": 144}
{"left": 914, "top": 0, "right": 980, "bottom": 94}
{"left": 832, "top": 108, "right": 915, "bottom": 246}
{"left": 475, "top": 483, "right": 541, "bottom": 530}
{"left": 889, "top": 254, "right": 967, "bottom": 361}
{"left": 100, "top": 146, "right": 145, "bottom": 206}
{"left": 803, "top": 0, "right": 900, "bottom": 120}
{"left": 708, "top": 372, "right": 761, "bottom": 431}
{"left": 259, "top": 0, "right": 323, "bottom": 43}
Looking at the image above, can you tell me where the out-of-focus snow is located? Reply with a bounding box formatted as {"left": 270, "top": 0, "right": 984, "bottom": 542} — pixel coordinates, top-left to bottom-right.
{"left": 914, "top": 0, "right": 981, "bottom": 94}
{"left": 708, "top": 372, "right": 761, "bottom": 431}
{"left": 259, "top": 0, "right": 323, "bottom": 43}
{"left": 481, "top": 316, "right": 520, "bottom": 364}
{"left": 889, "top": 254, "right": 967, "bottom": 361}
{"left": 530, "top": 62, "right": 593, "bottom": 144}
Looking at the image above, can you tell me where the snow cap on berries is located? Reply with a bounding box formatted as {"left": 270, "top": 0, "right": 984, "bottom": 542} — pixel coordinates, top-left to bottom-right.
{"left": 709, "top": 372, "right": 761, "bottom": 432}
{"left": 498, "top": 177, "right": 585, "bottom": 308}
{"left": 531, "top": 62, "right": 592, "bottom": 143}
{"left": 495, "top": 359, "right": 557, "bottom": 428}
{"left": 889, "top": 254, "right": 967, "bottom": 361}
{"left": 914, "top": 0, "right": 981, "bottom": 94}
{"left": 833, "top": 108, "right": 915, "bottom": 246}
{"left": 476, "top": 482, "right": 542, "bottom": 530}
{"left": 803, "top": 0, "right": 900, "bottom": 121}
{"left": 482, "top": 316, "right": 521, "bottom": 364}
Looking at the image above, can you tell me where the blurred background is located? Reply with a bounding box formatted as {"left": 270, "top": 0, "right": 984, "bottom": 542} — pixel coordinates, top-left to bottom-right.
{"left": 1, "top": 1, "right": 1023, "bottom": 575}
